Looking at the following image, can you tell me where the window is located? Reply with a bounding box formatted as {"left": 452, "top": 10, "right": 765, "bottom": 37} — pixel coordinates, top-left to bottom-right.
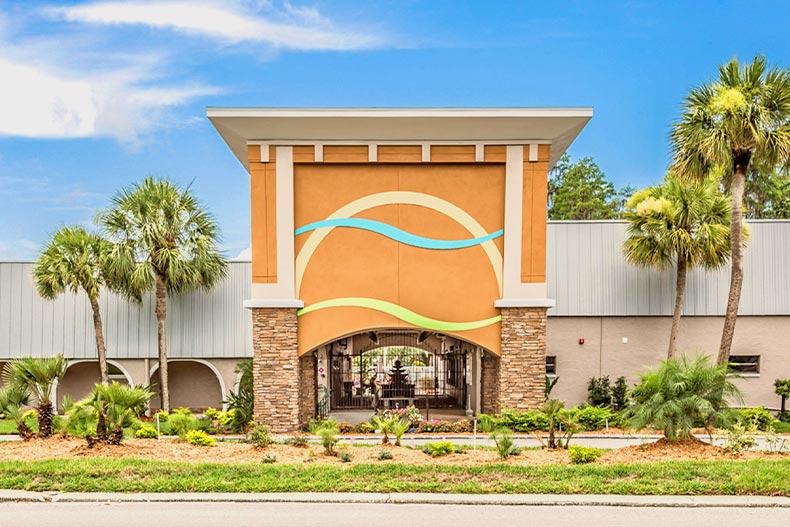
{"left": 729, "top": 355, "right": 760, "bottom": 375}
{"left": 546, "top": 356, "right": 557, "bottom": 376}
{"left": 107, "top": 363, "right": 127, "bottom": 382}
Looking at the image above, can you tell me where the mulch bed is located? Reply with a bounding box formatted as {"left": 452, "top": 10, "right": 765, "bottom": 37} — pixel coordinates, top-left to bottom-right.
{"left": 0, "top": 435, "right": 786, "bottom": 466}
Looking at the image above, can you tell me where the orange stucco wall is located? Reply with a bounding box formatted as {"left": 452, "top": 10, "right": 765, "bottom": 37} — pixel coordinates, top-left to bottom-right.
{"left": 246, "top": 144, "right": 552, "bottom": 355}
{"left": 521, "top": 144, "right": 550, "bottom": 283}
{"left": 249, "top": 145, "right": 278, "bottom": 284}
{"left": 294, "top": 162, "right": 505, "bottom": 355}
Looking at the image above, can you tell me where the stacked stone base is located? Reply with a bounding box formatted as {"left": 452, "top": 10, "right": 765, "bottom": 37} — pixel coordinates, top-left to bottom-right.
{"left": 251, "top": 306, "right": 547, "bottom": 430}
{"left": 251, "top": 308, "right": 315, "bottom": 433}
{"left": 483, "top": 306, "right": 547, "bottom": 413}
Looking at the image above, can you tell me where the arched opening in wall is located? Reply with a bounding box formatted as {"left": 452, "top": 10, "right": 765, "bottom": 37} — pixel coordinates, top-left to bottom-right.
{"left": 318, "top": 330, "right": 483, "bottom": 417}
{"left": 149, "top": 360, "right": 225, "bottom": 413}
{"left": 57, "top": 361, "right": 131, "bottom": 411}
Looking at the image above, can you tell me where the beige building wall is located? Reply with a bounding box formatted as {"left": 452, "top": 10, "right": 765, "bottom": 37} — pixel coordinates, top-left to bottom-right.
{"left": 548, "top": 316, "right": 790, "bottom": 410}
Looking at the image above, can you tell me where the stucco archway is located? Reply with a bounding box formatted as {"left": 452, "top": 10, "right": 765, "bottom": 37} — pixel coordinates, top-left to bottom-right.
{"left": 148, "top": 359, "right": 227, "bottom": 412}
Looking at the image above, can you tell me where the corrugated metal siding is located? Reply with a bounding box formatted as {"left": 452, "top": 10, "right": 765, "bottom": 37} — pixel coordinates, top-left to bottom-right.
{"left": 1, "top": 221, "right": 788, "bottom": 359}
{"left": 0, "top": 262, "right": 252, "bottom": 359}
{"left": 547, "top": 220, "right": 790, "bottom": 316}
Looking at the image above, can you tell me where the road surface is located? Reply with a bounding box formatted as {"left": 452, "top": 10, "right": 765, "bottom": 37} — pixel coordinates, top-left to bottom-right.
{"left": 1, "top": 501, "right": 787, "bottom": 526}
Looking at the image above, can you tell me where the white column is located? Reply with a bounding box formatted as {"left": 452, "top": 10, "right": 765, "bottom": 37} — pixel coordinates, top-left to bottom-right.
{"left": 246, "top": 145, "right": 303, "bottom": 308}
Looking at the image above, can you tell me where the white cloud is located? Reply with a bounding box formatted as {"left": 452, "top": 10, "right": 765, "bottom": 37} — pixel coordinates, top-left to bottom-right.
{"left": 51, "top": 1, "right": 384, "bottom": 51}
{"left": 232, "top": 246, "right": 252, "bottom": 261}
{"left": 0, "top": 48, "right": 216, "bottom": 145}
{"left": 0, "top": 239, "right": 39, "bottom": 260}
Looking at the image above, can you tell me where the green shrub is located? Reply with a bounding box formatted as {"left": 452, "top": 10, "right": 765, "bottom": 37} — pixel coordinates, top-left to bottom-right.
{"left": 247, "top": 423, "right": 273, "bottom": 448}
{"left": 21, "top": 409, "right": 37, "bottom": 420}
{"left": 154, "top": 410, "right": 169, "bottom": 422}
{"left": 738, "top": 407, "right": 776, "bottom": 431}
{"left": 171, "top": 407, "right": 193, "bottom": 416}
{"left": 167, "top": 413, "right": 198, "bottom": 437}
{"left": 626, "top": 354, "right": 742, "bottom": 441}
{"left": 338, "top": 449, "right": 353, "bottom": 463}
{"left": 571, "top": 405, "right": 614, "bottom": 431}
{"left": 569, "top": 445, "right": 602, "bottom": 464}
{"left": 450, "top": 419, "right": 473, "bottom": 433}
{"left": 423, "top": 441, "right": 455, "bottom": 457}
{"left": 476, "top": 413, "right": 497, "bottom": 433}
{"left": 337, "top": 422, "right": 354, "bottom": 434}
{"left": 261, "top": 454, "right": 277, "bottom": 464}
{"left": 316, "top": 422, "right": 339, "bottom": 455}
{"left": 611, "top": 376, "right": 629, "bottom": 410}
{"left": 725, "top": 422, "right": 758, "bottom": 454}
{"left": 204, "top": 407, "right": 222, "bottom": 420}
{"left": 287, "top": 434, "right": 309, "bottom": 447}
{"left": 588, "top": 376, "right": 612, "bottom": 407}
{"left": 224, "top": 359, "right": 253, "bottom": 433}
{"left": 353, "top": 422, "right": 375, "bottom": 434}
{"left": 218, "top": 409, "right": 236, "bottom": 429}
{"left": 185, "top": 429, "right": 214, "bottom": 447}
{"left": 135, "top": 426, "right": 158, "bottom": 439}
{"left": 491, "top": 428, "right": 520, "bottom": 459}
{"left": 377, "top": 449, "right": 393, "bottom": 460}
{"left": 306, "top": 417, "right": 336, "bottom": 434}
{"left": 498, "top": 408, "right": 549, "bottom": 432}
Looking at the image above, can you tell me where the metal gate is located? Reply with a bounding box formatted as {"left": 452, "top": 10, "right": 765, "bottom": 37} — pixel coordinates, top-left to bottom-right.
{"left": 329, "top": 331, "right": 467, "bottom": 410}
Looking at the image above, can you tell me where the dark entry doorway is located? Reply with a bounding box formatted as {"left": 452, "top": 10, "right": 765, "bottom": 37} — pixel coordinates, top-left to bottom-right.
{"left": 328, "top": 330, "right": 468, "bottom": 411}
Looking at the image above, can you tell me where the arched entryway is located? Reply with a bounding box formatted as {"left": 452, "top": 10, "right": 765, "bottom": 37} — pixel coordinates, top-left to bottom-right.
{"left": 56, "top": 360, "right": 133, "bottom": 411}
{"left": 313, "top": 329, "right": 486, "bottom": 418}
{"left": 148, "top": 359, "right": 226, "bottom": 412}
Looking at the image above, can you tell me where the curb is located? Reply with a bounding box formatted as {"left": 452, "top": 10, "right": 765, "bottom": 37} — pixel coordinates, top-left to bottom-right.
{"left": 1, "top": 491, "right": 789, "bottom": 507}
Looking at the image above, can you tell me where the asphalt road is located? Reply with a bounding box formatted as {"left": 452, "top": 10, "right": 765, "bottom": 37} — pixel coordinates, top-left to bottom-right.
{"left": 1, "top": 502, "right": 788, "bottom": 526}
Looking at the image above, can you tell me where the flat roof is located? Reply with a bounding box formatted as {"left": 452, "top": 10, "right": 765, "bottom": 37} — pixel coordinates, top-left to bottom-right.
{"left": 207, "top": 107, "right": 593, "bottom": 170}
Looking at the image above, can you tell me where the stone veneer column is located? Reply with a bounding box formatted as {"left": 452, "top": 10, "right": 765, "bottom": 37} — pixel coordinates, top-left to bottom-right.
{"left": 298, "top": 354, "right": 316, "bottom": 425}
{"left": 251, "top": 307, "right": 302, "bottom": 433}
{"left": 481, "top": 352, "right": 500, "bottom": 414}
{"left": 496, "top": 306, "right": 548, "bottom": 411}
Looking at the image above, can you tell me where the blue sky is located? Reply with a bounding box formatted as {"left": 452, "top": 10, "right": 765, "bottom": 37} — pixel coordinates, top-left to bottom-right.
{"left": 1, "top": 0, "right": 788, "bottom": 260}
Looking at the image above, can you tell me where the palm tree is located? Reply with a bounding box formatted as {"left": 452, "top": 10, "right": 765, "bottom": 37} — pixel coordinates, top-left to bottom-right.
{"left": 623, "top": 175, "right": 732, "bottom": 358}
{"left": 626, "top": 353, "right": 742, "bottom": 441}
{"left": 98, "top": 177, "right": 227, "bottom": 412}
{"left": 33, "top": 226, "right": 113, "bottom": 383}
{"left": 2, "top": 355, "right": 68, "bottom": 438}
{"left": 671, "top": 55, "right": 790, "bottom": 365}
{"left": 0, "top": 385, "right": 34, "bottom": 440}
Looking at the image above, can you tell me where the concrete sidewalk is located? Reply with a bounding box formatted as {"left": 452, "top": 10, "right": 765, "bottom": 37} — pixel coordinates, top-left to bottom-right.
{"left": 1, "top": 490, "right": 789, "bottom": 508}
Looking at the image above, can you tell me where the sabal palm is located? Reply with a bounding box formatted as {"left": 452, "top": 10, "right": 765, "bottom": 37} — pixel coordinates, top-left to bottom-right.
{"left": 0, "top": 385, "right": 33, "bottom": 440}
{"left": 623, "top": 175, "right": 732, "bottom": 358}
{"left": 627, "top": 354, "right": 742, "bottom": 441}
{"left": 2, "top": 355, "right": 68, "bottom": 438}
{"left": 99, "top": 177, "right": 227, "bottom": 412}
{"left": 33, "top": 226, "right": 112, "bottom": 383}
{"left": 671, "top": 55, "right": 790, "bottom": 365}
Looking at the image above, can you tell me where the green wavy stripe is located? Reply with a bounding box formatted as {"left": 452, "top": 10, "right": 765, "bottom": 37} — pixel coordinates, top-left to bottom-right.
{"left": 297, "top": 297, "right": 501, "bottom": 332}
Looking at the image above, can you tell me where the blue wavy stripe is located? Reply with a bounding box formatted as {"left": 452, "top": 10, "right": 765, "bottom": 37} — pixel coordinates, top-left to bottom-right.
{"left": 295, "top": 218, "right": 503, "bottom": 250}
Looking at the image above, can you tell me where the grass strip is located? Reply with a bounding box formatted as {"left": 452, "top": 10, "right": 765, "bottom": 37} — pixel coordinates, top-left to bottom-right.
{"left": 0, "top": 458, "right": 789, "bottom": 495}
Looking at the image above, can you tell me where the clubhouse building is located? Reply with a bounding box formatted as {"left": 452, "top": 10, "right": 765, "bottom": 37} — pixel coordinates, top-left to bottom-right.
{"left": 1, "top": 108, "right": 788, "bottom": 431}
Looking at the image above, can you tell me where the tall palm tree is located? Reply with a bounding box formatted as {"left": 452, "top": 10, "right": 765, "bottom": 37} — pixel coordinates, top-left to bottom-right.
{"left": 671, "top": 55, "right": 790, "bottom": 365}
{"left": 623, "top": 175, "right": 732, "bottom": 358}
{"left": 33, "top": 226, "right": 112, "bottom": 383}
{"left": 98, "top": 177, "right": 227, "bottom": 412}
{"left": 2, "top": 355, "right": 68, "bottom": 438}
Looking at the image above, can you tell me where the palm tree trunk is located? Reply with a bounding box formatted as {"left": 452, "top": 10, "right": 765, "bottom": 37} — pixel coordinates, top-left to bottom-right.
{"left": 89, "top": 296, "right": 109, "bottom": 384}
{"left": 155, "top": 273, "right": 170, "bottom": 413}
{"left": 668, "top": 258, "right": 687, "bottom": 359}
{"left": 718, "top": 157, "right": 749, "bottom": 366}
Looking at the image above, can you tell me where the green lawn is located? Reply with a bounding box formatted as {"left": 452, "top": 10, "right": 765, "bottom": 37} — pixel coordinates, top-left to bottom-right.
{"left": 1, "top": 458, "right": 789, "bottom": 495}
